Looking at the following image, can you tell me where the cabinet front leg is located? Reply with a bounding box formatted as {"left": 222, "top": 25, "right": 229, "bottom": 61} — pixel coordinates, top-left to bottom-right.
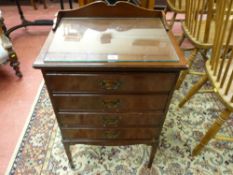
{"left": 148, "top": 142, "right": 158, "bottom": 168}
{"left": 63, "top": 142, "right": 75, "bottom": 169}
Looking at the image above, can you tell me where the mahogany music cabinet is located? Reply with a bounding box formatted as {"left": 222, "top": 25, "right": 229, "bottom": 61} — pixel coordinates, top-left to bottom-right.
{"left": 33, "top": 1, "right": 187, "bottom": 169}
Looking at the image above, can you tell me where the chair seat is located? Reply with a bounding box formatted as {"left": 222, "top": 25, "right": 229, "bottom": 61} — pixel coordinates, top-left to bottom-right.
{"left": 206, "top": 59, "right": 233, "bottom": 110}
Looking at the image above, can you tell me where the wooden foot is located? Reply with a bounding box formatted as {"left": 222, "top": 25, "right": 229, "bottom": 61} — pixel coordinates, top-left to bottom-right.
{"left": 148, "top": 142, "right": 158, "bottom": 168}
{"left": 192, "top": 109, "right": 231, "bottom": 156}
{"left": 64, "top": 143, "right": 75, "bottom": 169}
{"left": 175, "top": 49, "right": 199, "bottom": 89}
{"left": 179, "top": 74, "right": 208, "bottom": 107}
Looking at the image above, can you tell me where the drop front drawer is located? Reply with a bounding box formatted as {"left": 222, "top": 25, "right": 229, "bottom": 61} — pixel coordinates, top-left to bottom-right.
{"left": 45, "top": 73, "right": 176, "bottom": 93}
{"left": 58, "top": 112, "right": 164, "bottom": 127}
{"left": 53, "top": 94, "right": 168, "bottom": 112}
{"left": 61, "top": 128, "right": 160, "bottom": 140}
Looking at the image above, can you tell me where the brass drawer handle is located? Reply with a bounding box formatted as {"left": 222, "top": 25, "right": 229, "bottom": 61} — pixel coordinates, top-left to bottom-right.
{"left": 99, "top": 80, "right": 122, "bottom": 90}
{"left": 104, "top": 131, "right": 120, "bottom": 139}
{"left": 102, "top": 116, "right": 120, "bottom": 127}
{"left": 102, "top": 99, "right": 121, "bottom": 109}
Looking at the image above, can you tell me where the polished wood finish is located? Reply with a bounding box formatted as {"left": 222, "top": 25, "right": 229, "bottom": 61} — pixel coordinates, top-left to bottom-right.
{"left": 52, "top": 94, "right": 168, "bottom": 111}
{"left": 34, "top": 1, "right": 187, "bottom": 169}
{"left": 58, "top": 112, "right": 163, "bottom": 127}
{"left": 46, "top": 73, "right": 176, "bottom": 93}
{"left": 61, "top": 128, "right": 160, "bottom": 139}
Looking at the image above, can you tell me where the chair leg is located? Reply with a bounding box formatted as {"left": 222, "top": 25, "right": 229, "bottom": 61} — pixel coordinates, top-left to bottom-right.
{"left": 30, "top": 0, "right": 37, "bottom": 10}
{"left": 192, "top": 109, "right": 231, "bottom": 156}
{"left": 64, "top": 142, "right": 75, "bottom": 169}
{"left": 179, "top": 74, "right": 208, "bottom": 107}
{"left": 175, "top": 49, "right": 199, "bottom": 89}
{"left": 43, "top": 0, "right": 47, "bottom": 9}
{"left": 161, "top": 11, "right": 169, "bottom": 30}
{"left": 9, "top": 50, "right": 22, "bottom": 78}
{"left": 168, "top": 12, "right": 177, "bottom": 30}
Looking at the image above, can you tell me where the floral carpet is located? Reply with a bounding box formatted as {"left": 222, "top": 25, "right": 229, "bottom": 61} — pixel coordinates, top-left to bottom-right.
{"left": 8, "top": 53, "right": 233, "bottom": 175}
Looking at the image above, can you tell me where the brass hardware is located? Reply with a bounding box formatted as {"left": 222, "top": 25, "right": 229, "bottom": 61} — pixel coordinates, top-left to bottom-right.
{"left": 104, "top": 131, "right": 120, "bottom": 139}
{"left": 99, "top": 80, "right": 122, "bottom": 90}
{"left": 102, "top": 99, "right": 121, "bottom": 109}
{"left": 102, "top": 116, "right": 120, "bottom": 127}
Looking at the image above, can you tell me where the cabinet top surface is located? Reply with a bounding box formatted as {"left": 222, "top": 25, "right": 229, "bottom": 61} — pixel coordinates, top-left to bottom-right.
{"left": 44, "top": 17, "right": 179, "bottom": 63}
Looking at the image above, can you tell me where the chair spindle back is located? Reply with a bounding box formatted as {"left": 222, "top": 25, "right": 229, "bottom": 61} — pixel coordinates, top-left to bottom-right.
{"left": 209, "top": 0, "right": 233, "bottom": 103}
{"left": 184, "top": 0, "right": 215, "bottom": 46}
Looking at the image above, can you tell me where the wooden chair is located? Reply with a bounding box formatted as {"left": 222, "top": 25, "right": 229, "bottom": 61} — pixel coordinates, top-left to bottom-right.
{"left": 163, "top": 0, "right": 186, "bottom": 30}
{"left": 0, "top": 11, "right": 22, "bottom": 77}
{"left": 179, "top": 0, "right": 233, "bottom": 156}
{"left": 175, "top": 0, "right": 233, "bottom": 89}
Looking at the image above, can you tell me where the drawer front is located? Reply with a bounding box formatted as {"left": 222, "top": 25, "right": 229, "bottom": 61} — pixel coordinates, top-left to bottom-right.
{"left": 61, "top": 128, "right": 160, "bottom": 140}
{"left": 45, "top": 73, "right": 176, "bottom": 93}
{"left": 58, "top": 112, "right": 163, "bottom": 127}
{"left": 53, "top": 94, "right": 168, "bottom": 112}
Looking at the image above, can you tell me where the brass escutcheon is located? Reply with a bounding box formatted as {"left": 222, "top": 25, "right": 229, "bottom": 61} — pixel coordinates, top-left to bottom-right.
{"left": 102, "top": 116, "right": 120, "bottom": 127}
{"left": 102, "top": 99, "right": 121, "bottom": 109}
{"left": 99, "top": 79, "right": 122, "bottom": 90}
{"left": 104, "top": 130, "right": 120, "bottom": 139}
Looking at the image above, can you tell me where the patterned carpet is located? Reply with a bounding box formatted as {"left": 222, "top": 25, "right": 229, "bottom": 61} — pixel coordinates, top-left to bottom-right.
{"left": 8, "top": 53, "right": 233, "bottom": 175}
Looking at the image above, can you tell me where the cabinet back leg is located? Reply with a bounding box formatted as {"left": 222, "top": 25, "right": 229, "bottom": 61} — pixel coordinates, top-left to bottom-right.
{"left": 63, "top": 143, "right": 75, "bottom": 169}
